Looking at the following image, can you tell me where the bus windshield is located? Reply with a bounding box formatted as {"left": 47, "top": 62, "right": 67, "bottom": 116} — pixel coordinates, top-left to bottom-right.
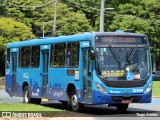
{"left": 95, "top": 36, "right": 150, "bottom": 81}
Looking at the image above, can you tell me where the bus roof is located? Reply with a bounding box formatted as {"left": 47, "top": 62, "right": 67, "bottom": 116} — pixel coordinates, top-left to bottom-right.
{"left": 6, "top": 32, "right": 146, "bottom": 48}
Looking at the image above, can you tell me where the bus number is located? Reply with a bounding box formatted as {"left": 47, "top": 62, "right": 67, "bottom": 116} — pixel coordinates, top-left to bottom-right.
{"left": 132, "top": 89, "right": 143, "bottom": 93}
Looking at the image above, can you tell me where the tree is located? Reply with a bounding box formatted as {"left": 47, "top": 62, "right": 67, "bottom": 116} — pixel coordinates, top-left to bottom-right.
{"left": 5, "top": 0, "right": 93, "bottom": 36}
{"left": 61, "top": 0, "right": 119, "bottom": 31}
{"left": 0, "top": 0, "right": 7, "bottom": 16}
{"left": 0, "top": 17, "right": 35, "bottom": 47}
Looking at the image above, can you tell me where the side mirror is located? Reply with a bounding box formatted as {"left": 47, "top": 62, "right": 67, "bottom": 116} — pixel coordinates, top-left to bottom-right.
{"left": 91, "top": 50, "right": 95, "bottom": 60}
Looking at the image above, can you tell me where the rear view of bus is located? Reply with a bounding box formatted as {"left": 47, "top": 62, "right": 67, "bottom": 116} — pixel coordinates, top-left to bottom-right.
{"left": 93, "top": 32, "right": 152, "bottom": 111}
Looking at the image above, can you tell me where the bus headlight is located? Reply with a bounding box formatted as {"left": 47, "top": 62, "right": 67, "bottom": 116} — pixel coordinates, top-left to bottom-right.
{"left": 96, "top": 83, "right": 107, "bottom": 94}
{"left": 144, "top": 82, "right": 152, "bottom": 93}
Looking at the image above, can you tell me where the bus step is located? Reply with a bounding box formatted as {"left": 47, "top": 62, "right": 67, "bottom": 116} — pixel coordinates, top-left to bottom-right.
{"left": 41, "top": 98, "right": 49, "bottom": 102}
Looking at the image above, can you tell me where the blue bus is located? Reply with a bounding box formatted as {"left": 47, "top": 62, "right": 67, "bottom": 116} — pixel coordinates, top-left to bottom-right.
{"left": 5, "top": 32, "right": 152, "bottom": 112}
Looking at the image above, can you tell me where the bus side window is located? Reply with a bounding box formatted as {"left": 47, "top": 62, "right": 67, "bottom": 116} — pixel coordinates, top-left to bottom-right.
{"left": 6, "top": 48, "right": 10, "bottom": 69}
{"left": 66, "top": 44, "right": 71, "bottom": 66}
{"left": 19, "top": 47, "right": 31, "bottom": 68}
{"left": 66, "top": 42, "right": 79, "bottom": 67}
{"left": 52, "top": 43, "right": 65, "bottom": 67}
{"left": 19, "top": 48, "right": 23, "bottom": 68}
{"left": 31, "top": 46, "right": 40, "bottom": 68}
{"left": 50, "top": 45, "right": 54, "bottom": 68}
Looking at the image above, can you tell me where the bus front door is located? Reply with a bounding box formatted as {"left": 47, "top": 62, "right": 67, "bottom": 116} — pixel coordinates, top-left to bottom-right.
{"left": 82, "top": 50, "right": 92, "bottom": 100}
{"left": 41, "top": 50, "right": 49, "bottom": 97}
{"left": 11, "top": 52, "right": 17, "bottom": 96}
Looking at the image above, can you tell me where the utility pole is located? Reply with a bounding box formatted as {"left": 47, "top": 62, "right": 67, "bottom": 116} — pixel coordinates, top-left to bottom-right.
{"left": 100, "top": 0, "right": 105, "bottom": 32}
{"left": 53, "top": 0, "right": 58, "bottom": 36}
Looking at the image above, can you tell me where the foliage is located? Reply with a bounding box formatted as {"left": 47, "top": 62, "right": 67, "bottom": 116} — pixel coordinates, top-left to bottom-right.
{"left": 63, "top": 0, "right": 116, "bottom": 31}
{"left": 0, "top": 17, "right": 35, "bottom": 48}
{"left": 4, "top": 0, "right": 93, "bottom": 36}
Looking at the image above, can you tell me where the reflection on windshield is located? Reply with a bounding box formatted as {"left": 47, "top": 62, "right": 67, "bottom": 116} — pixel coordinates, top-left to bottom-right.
{"left": 96, "top": 47, "right": 150, "bottom": 81}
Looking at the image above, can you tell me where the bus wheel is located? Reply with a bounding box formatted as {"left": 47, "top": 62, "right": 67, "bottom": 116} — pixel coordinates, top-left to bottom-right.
{"left": 23, "top": 86, "right": 41, "bottom": 104}
{"left": 116, "top": 104, "right": 129, "bottom": 111}
{"left": 70, "top": 90, "right": 84, "bottom": 112}
{"left": 23, "top": 86, "right": 30, "bottom": 103}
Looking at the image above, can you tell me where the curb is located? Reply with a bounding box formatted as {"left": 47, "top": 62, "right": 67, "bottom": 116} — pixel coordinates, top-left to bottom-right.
{"left": 153, "top": 96, "right": 160, "bottom": 98}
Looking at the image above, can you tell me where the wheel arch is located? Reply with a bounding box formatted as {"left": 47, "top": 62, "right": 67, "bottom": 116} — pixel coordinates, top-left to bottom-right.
{"left": 22, "top": 81, "right": 29, "bottom": 92}
{"left": 67, "top": 83, "right": 77, "bottom": 97}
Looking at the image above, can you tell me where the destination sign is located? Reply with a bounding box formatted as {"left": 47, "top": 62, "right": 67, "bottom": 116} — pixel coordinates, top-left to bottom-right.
{"left": 95, "top": 36, "right": 148, "bottom": 45}
{"left": 102, "top": 37, "right": 136, "bottom": 43}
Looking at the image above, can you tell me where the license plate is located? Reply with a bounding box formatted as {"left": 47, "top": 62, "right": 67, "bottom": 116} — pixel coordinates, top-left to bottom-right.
{"left": 121, "top": 100, "right": 132, "bottom": 104}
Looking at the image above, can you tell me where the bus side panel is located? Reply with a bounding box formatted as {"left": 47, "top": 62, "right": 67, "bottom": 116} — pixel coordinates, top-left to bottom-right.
{"left": 17, "top": 68, "right": 42, "bottom": 98}
{"left": 48, "top": 68, "right": 81, "bottom": 101}
{"left": 29, "top": 68, "right": 42, "bottom": 98}
{"left": 5, "top": 73, "right": 12, "bottom": 96}
{"left": 48, "top": 68, "right": 68, "bottom": 101}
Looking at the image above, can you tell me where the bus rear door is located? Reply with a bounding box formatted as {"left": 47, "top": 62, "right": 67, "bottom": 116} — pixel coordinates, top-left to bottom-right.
{"left": 82, "top": 49, "right": 92, "bottom": 101}
{"left": 10, "top": 48, "right": 18, "bottom": 96}
{"left": 41, "top": 45, "right": 50, "bottom": 97}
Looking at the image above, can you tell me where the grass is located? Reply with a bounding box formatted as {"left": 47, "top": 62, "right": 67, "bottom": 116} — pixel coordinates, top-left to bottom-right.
{"left": 0, "top": 103, "right": 67, "bottom": 117}
{"left": 0, "top": 103, "right": 64, "bottom": 111}
{"left": 152, "top": 81, "right": 160, "bottom": 96}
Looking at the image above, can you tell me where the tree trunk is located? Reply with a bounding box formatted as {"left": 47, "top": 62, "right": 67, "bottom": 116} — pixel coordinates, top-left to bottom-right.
{"left": 153, "top": 55, "right": 156, "bottom": 71}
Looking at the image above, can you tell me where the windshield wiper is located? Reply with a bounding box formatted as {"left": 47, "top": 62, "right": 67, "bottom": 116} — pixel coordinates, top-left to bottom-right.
{"left": 109, "top": 45, "right": 120, "bottom": 63}
{"left": 128, "top": 46, "right": 137, "bottom": 62}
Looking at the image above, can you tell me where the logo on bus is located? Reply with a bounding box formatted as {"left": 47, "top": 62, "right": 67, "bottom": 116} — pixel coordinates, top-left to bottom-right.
{"left": 23, "top": 72, "right": 29, "bottom": 78}
{"left": 109, "top": 90, "right": 121, "bottom": 93}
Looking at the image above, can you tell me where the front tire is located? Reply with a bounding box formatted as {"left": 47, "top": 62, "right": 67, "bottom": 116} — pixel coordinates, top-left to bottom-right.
{"left": 70, "top": 90, "right": 84, "bottom": 112}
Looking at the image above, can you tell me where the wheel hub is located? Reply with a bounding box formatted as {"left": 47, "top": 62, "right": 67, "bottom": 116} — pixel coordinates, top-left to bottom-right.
{"left": 71, "top": 95, "right": 78, "bottom": 107}
{"left": 24, "top": 90, "right": 29, "bottom": 103}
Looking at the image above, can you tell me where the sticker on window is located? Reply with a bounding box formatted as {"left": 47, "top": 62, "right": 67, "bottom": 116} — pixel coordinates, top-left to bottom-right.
{"left": 126, "top": 72, "right": 134, "bottom": 80}
{"left": 102, "top": 70, "right": 125, "bottom": 77}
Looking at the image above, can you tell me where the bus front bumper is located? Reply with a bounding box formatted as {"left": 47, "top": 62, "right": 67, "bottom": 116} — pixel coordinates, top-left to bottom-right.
{"left": 92, "top": 90, "right": 152, "bottom": 105}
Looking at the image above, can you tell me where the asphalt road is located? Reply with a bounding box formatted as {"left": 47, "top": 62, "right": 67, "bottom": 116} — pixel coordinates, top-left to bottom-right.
{"left": 0, "top": 89, "right": 160, "bottom": 119}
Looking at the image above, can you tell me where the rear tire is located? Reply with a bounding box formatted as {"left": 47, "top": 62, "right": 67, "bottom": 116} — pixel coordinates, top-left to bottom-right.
{"left": 70, "top": 90, "right": 84, "bottom": 112}
{"left": 116, "top": 104, "right": 129, "bottom": 111}
{"left": 23, "top": 86, "right": 30, "bottom": 103}
{"left": 23, "top": 86, "right": 41, "bottom": 104}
